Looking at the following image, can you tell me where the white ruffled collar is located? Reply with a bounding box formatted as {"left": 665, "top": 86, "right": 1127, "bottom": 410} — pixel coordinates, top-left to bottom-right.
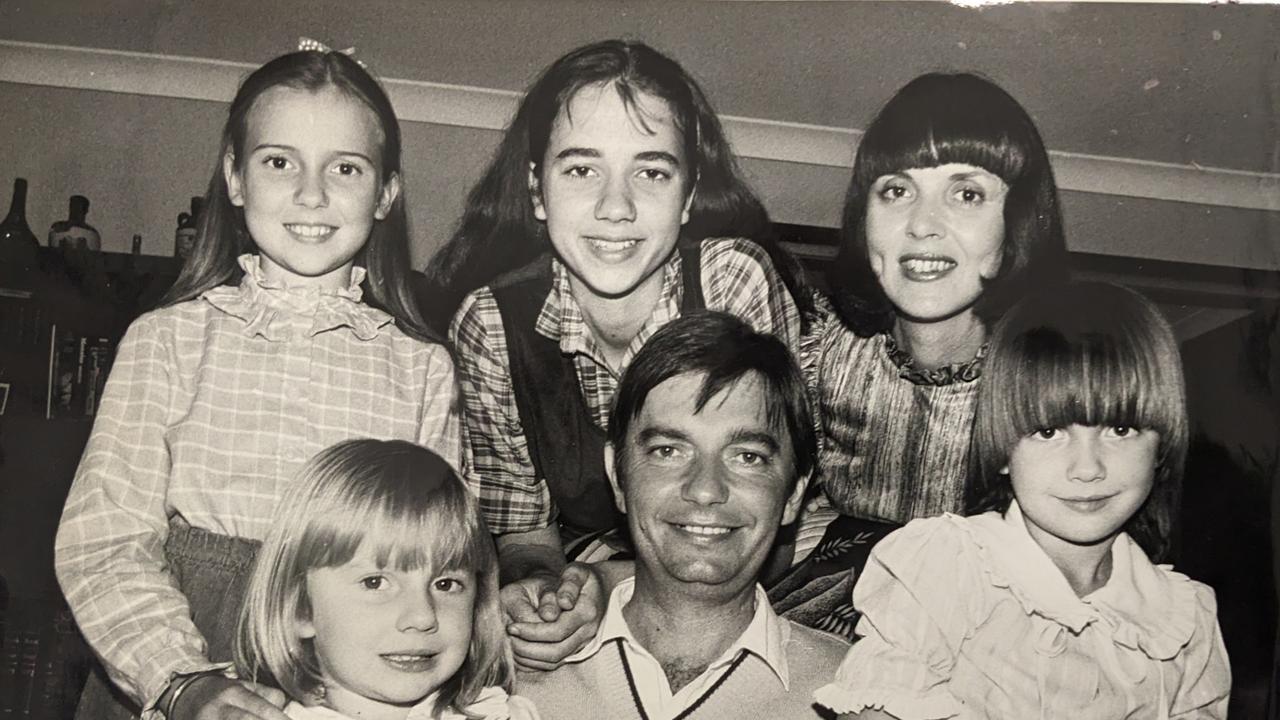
{"left": 961, "top": 501, "right": 1200, "bottom": 660}
{"left": 284, "top": 686, "right": 519, "bottom": 719}
{"left": 201, "top": 254, "right": 391, "bottom": 341}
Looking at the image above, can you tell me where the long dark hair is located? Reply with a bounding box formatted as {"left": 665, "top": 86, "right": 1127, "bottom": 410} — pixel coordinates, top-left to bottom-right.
{"left": 830, "top": 72, "right": 1068, "bottom": 337}
{"left": 966, "top": 282, "right": 1188, "bottom": 562}
{"left": 421, "top": 39, "right": 801, "bottom": 334}
{"left": 161, "top": 50, "right": 436, "bottom": 343}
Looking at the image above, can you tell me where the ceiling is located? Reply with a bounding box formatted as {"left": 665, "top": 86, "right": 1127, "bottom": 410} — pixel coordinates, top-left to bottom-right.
{"left": 4, "top": 0, "right": 1275, "bottom": 172}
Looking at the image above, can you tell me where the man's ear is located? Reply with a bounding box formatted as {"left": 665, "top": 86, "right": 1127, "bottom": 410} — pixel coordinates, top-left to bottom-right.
{"left": 223, "top": 152, "right": 244, "bottom": 207}
{"left": 779, "top": 470, "right": 810, "bottom": 526}
{"left": 374, "top": 172, "right": 402, "bottom": 220}
{"left": 529, "top": 162, "right": 547, "bottom": 221}
{"left": 604, "top": 442, "right": 626, "bottom": 514}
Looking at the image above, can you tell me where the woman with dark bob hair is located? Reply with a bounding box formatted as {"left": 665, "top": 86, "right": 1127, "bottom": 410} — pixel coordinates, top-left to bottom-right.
{"left": 426, "top": 39, "right": 805, "bottom": 665}
{"left": 773, "top": 73, "right": 1068, "bottom": 636}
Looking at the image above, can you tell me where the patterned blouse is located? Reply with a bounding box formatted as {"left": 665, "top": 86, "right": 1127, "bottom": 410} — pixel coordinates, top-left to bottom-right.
{"left": 815, "top": 502, "right": 1231, "bottom": 719}
{"left": 55, "top": 255, "right": 461, "bottom": 712}
{"left": 450, "top": 237, "right": 801, "bottom": 534}
{"left": 801, "top": 293, "right": 985, "bottom": 524}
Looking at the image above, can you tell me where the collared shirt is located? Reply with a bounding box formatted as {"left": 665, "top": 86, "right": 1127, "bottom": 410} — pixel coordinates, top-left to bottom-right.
{"left": 815, "top": 501, "right": 1232, "bottom": 720}
{"left": 55, "top": 255, "right": 461, "bottom": 714}
{"left": 450, "top": 237, "right": 801, "bottom": 533}
{"left": 564, "top": 577, "right": 791, "bottom": 719}
{"left": 284, "top": 686, "right": 541, "bottom": 720}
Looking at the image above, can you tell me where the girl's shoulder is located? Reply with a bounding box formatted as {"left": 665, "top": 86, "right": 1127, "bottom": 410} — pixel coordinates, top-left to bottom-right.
{"left": 440, "top": 686, "right": 541, "bottom": 720}
{"left": 697, "top": 237, "right": 793, "bottom": 291}
{"left": 119, "top": 296, "right": 220, "bottom": 341}
{"left": 1093, "top": 535, "right": 1222, "bottom": 660}
{"left": 448, "top": 285, "right": 508, "bottom": 357}
{"left": 867, "top": 513, "right": 987, "bottom": 580}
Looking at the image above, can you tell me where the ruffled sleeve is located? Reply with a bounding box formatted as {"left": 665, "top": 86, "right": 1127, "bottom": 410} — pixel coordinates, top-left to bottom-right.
{"left": 815, "top": 516, "right": 989, "bottom": 719}
{"left": 798, "top": 291, "right": 835, "bottom": 398}
{"left": 1168, "top": 584, "right": 1231, "bottom": 718}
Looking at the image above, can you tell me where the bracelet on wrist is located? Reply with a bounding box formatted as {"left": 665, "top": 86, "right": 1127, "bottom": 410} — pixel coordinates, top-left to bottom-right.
{"left": 161, "top": 669, "right": 222, "bottom": 719}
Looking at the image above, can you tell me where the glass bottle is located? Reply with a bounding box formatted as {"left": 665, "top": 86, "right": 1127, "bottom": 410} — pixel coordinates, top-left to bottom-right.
{"left": 0, "top": 178, "right": 39, "bottom": 271}
{"left": 48, "top": 195, "right": 101, "bottom": 253}
{"left": 173, "top": 196, "right": 203, "bottom": 259}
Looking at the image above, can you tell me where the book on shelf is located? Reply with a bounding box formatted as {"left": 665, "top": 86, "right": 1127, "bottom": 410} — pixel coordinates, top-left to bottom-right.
{"left": 44, "top": 324, "right": 115, "bottom": 419}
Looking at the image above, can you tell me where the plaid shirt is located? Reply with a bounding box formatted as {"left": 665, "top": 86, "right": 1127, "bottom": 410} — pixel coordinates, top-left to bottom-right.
{"left": 450, "top": 238, "right": 800, "bottom": 534}
{"left": 54, "top": 255, "right": 461, "bottom": 713}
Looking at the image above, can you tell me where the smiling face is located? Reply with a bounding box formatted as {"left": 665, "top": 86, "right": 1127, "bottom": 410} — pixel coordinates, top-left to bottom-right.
{"left": 1006, "top": 424, "right": 1159, "bottom": 568}
{"left": 865, "top": 163, "right": 1007, "bottom": 326}
{"left": 531, "top": 83, "right": 693, "bottom": 301}
{"left": 297, "top": 543, "right": 475, "bottom": 720}
{"left": 607, "top": 372, "right": 806, "bottom": 601}
{"left": 225, "top": 85, "right": 400, "bottom": 290}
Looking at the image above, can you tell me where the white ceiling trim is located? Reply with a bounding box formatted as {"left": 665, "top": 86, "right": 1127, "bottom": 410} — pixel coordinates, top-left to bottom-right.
{"left": 2, "top": 39, "right": 1277, "bottom": 213}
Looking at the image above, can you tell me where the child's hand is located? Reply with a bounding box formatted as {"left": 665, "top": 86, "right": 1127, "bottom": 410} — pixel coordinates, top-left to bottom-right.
{"left": 502, "top": 562, "right": 604, "bottom": 671}
{"left": 169, "top": 674, "right": 290, "bottom": 720}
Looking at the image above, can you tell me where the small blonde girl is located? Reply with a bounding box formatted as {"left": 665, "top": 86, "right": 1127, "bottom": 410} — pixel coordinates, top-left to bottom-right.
{"left": 817, "top": 282, "right": 1231, "bottom": 719}
{"left": 237, "top": 439, "right": 539, "bottom": 720}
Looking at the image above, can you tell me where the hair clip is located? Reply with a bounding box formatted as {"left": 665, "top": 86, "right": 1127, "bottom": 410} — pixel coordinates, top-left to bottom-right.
{"left": 298, "top": 37, "right": 367, "bottom": 69}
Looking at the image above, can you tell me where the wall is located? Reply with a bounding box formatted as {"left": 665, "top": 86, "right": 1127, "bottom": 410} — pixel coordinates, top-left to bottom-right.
{"left": 1, "top": 0, "right": 1277, "bottom": 270}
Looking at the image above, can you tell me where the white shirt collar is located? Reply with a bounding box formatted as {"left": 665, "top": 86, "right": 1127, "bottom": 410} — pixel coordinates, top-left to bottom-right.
{"left": 567, "top": 576, "right": 791, "bottom": 689}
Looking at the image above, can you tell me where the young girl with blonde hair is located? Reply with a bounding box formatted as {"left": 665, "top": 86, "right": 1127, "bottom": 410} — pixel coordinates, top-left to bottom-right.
{"left": 236, "top": 439, "right": 538, "bottom": 720}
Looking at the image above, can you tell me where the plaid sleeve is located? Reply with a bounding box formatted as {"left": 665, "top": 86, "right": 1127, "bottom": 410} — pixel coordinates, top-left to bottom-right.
{"left": 53, "top": 315, "right": 219, "bottom": 712}
{"left": 701, "top": 237, "right": 803, "bottom": 356}
{"left": 416, "top": 344, "right": 465, "bottom": 477}
{"left": 449, "top": 289, "right": 554, "bottom": 534}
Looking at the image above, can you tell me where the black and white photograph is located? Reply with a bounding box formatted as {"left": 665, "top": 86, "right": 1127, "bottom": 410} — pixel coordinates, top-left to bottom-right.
{"left": 1, "top": 1, "right": 1276, "bottom": 718}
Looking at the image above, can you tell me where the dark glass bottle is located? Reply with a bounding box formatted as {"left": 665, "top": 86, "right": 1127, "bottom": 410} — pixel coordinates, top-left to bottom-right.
{"left": 174, "top": 196, "right": 203, "bottom": 259}
{"left": 48, "top": 195, "right": 101, "bottom": 253}
{"left": 0, "top": 178, "right": 39, "bottom": 276}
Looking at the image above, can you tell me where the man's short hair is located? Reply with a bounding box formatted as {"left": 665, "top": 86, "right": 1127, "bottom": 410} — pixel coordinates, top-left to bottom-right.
{"left": 608, "top": 311, "right": 816, "bottom": 491}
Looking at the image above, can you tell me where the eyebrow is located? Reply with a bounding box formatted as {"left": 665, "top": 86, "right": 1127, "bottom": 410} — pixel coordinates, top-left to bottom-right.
{"left": 948, "top": 170, "right": 997, "bottom": 182}
{"left": 250, "top": 143, "right": 375, "bottom": 164}
{"left": 552, "top": 148, "right": 681, "bottom": 167}
{"left": 633, "top": 426, "right": 781, "bottom": 452}
{"left": 727, "top": 429, "right": 781, "bottom": 453}
{"left": 636, "top": 426, "right": 689, "bottom": 444}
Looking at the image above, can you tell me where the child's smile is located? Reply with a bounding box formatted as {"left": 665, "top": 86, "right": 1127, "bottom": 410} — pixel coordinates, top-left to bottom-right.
{"left": 297, "top": 544, "right": 475, "bottom": 720}
{"left": 1004, "top": 423, "right": 1159, "bottom": 575}
{"left": 225, "top": 85, "right": 400, "bottom": 291}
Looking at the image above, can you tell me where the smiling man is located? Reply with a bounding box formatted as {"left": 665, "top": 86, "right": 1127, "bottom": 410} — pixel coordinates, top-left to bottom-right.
{"left": 518, "top": 311, "right": 848, "bottom": 719}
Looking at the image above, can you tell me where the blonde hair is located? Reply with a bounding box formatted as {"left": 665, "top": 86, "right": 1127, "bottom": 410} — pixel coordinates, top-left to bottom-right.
{"left": 234, "top": 439, "right": 510, "bottom": 712}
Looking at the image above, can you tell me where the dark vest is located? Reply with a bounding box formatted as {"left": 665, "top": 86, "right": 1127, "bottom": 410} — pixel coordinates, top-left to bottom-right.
{"left": 490, "top": 244, "right": 706, "bottom": 541}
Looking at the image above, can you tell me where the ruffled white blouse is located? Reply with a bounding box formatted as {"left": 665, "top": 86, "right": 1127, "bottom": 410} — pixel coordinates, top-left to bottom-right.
{"left": 815, "top": 502, "right": 1231, "bottom": 719}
